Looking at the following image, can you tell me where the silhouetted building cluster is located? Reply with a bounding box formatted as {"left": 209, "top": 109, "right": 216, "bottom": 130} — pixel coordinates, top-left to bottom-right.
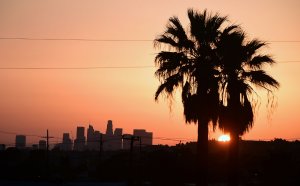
{"left": 13, "top": 120, "right": 153, "bottom": 151}
{"left": 70, "top": 120, "right": 153, "bottom": 151}
{"left": 10, "top": 120, "right": 152, "bottom": 151}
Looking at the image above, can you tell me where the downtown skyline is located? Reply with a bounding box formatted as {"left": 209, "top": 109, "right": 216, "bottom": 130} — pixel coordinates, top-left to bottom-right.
{"left": 0, "top": 119, "right": 186, "bottom": 147}
{"left": 2, "top": 120, "right": 153, "bottom": 150}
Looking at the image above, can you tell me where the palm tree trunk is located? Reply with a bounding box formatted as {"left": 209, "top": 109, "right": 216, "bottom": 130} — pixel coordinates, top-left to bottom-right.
{"left": 196, "top": 119, "right": 208, "bottom": 186}
{"left": 228, "top": 132, "right": 239, "bottom": 186}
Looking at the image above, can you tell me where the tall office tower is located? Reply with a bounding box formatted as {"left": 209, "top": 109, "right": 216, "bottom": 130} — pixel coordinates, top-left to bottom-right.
{"left": 15, "top": 135, "right": 26, "bottom": 149}
{"left": 112, "top": 128, "right": 123, "bottom": 150}
{"left": 87, "top": 125, "right": 94, "bottom": 139}
{"left": 39, "top": 140, "right": 47, "bottom": 150}
{"left": 61, "top": 133, "right": 73, "bottom": 151}
{"left": 114, "top": 128, "right": 123, "bottom": 137}
{"left": 106, "top": 120, "right": 113, "bottom": 135}
{"left": 104, "top": 120, "right": 114, "bottom": 151}
{"left": 74, "top": 126, "right": 86, "bottom": 151}
{"left": 133, "top": 129, "right": 153, "bottom": 146}
{"left": 93, "top": 131, "right": 101, "bottom": 151}
{"left": 77, "top": 126, "right": 85, "bottom": 139}
{"left": 87, "top": 125, "right": 100, "bottom": 150}
{"left": 87, "top": 125, "right": 95, "bottom": 150}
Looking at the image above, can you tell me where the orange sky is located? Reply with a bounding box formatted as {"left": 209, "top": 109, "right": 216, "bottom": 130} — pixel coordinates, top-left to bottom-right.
{"left": 0, "top": 0, "right": 299, "bottom": 146}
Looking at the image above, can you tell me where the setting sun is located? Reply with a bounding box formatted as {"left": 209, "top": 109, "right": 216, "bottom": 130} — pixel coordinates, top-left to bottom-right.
{"left": 218, "top": 134, "right": 231, "bottom": 142}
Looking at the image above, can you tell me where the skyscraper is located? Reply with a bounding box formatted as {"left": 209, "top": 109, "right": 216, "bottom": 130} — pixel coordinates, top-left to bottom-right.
{"left": 61, "top": 133, "right": 73, "bottom": 151}
{"left": 104, "top": 120, "right": 115, "bottom": 151}
{"left": 112, "top": 128, "right": 123, "bottom": 150}
{"left": 106, "top": 120, "right": 113, "bottom": 135}
{"left": 87, "top": 124, "right": 100, "bottom": 150}
{"left": 77, "top": 126, "right": 85, "bottom": 139}
{"left": 87, "top": 125, "right": 95, "bottom": 150}
{"left": 74, "top": 126, "right": 86, "bottom": 151}
{"left": 15, "top": 135, "right": 26, "bottom": 149}
{"left": 133, "top": 129, "right": 153, "bottom": 146}
{"left": 93, "top": 130, "right": 101, "bottom": 151}
{"left": 114, "top": 128, "right": 123, "bottom": 137}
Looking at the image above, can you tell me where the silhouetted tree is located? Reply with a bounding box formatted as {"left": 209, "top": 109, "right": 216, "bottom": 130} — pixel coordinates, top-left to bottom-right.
{"left": 217, "top": 28, "right": 279, "bottom": 186}
{"left": 154, "top": 9, "right": 235, "bottom": 186}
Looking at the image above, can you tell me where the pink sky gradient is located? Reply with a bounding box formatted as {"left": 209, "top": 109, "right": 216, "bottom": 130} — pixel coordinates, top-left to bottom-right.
{"left": 0, "top": 0, "right": 299, "bottom": 146}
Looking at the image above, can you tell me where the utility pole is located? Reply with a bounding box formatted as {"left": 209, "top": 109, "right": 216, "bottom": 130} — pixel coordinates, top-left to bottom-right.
{"left": 122, "top": 134, "right": 140, "bottom": 185}
{"left": 122, "top": 134, "right": 140, "bottom": 156}
{"left": 122, "top": 135, "right": 140, "bottom": 167}
{"left": 41, "top": 129, "right": 54, "bottom": 179}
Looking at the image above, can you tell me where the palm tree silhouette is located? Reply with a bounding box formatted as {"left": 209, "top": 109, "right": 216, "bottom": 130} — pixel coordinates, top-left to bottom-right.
{"left": 217, "top": 28, "right": 279, "bottom": 186}
{"left": 154, "top": 9, "right": 234, "bottom": 185}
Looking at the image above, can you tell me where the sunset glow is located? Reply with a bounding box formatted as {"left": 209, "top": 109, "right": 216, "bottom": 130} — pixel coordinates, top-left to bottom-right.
{"left": 0, "top": 1, "right": 299, "bottom": 184}
{"left": 0, "top": 0, "right": 299, "bottom": 146}
{"left": 218, "top": 135, "right": 231, "bottom": 142}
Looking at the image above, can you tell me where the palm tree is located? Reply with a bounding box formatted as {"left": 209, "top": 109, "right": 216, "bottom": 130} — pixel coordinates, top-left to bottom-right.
{"left": 154, "top": 9, "right": 233, "bottom": 185}
{"left": 217, "top": 28, "right": 279, "bottom": 186}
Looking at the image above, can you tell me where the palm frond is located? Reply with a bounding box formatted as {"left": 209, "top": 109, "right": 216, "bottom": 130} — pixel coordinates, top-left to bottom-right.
{"left": 240, "top": 95, "right": 254, "bottom": 134}
{"left": 155, "top": 51, "right": 190, "bottom": 81}
{"left": 244, "top": 70, "right": 279, "bottom": 90}
{"left": 245, "top": 39, "right": 267, "bottom": 58}
{"left": 165, "top": 17, "right": 194, "bottom": 50}
{"left": 188, "top": 9, "right": 207, "bottom": 44}
{"left": 206, "top": 13, "right": 228, "bottom": 41}
{"left": 154, "top": 73, "right": 183, "bottom": 100}
{"left": 154, "top": 51, "right": 188, "bottom": 66}
{"left": 154, "top": 35, "right": 178, "bottom": 49}
{"left": 183, "top": 94, "right": 199, "bottom": 124}
{"left": 222, "top": 25, "right": 240, "bottom": 36}
{"left": 218, "top": 29, "right": 246, "bottom": 67}
{"left": 248, "top": 55, "right": 274, "bottom": 70}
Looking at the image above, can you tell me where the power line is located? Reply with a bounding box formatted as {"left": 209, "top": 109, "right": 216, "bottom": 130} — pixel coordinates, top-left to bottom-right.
{"left": 0, "top": 130, "right": 42, "bottom": 138}
{"left": 276, "top": 61, "right": 300, "bottom": 63}
{"left": 0, "top": 37, "right": 300, "bottom": 43}
{"left": 0, "top": 61, "right": 299, "bottom": 70}
{"left": 269, "top": 41, "right": 300, "bottom": 43}
{"left": 0, "top": 66, "right": 155, "bottom": 70}
{"left": 0, "top": 37, "right": 153, "bottom": 42}
{"left": 0, "top": 129, "right": 194, "bottom": 142}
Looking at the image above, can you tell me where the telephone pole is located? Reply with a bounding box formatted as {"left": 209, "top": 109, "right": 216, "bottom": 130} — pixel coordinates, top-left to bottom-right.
{"left": 122, "top": 134, "right": 140, "bottom": 168}
{"left": 122, "top": 134, "right": 140, "bottom": 185}
{"left": 41, "top": 129, "right": 54, "bottom": 179}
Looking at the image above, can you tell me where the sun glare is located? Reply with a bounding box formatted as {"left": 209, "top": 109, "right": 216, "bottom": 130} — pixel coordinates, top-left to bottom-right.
{"left": 218, "top": 134, "right": 231, "bottom": 142}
